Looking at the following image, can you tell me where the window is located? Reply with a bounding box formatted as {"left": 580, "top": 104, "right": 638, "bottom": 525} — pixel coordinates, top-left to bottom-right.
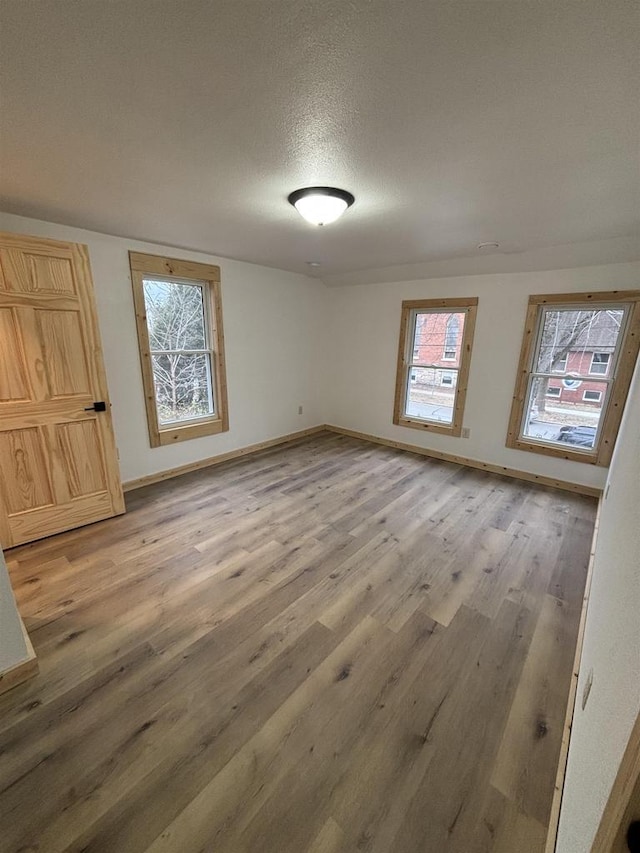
{"left": 590, "top": 352, "right": 610, "bottom": 375}
{"left": 394, "top": 298, "right": 478, "bottom": 436}
{"left": 507, "top": 292, "right": 640, "bottom": 465}
{"left": 552, "top": 354, "right": 568, "bottom": 373}
{"left": 129, "top": 252, "right": 229, "bottom": 447}
{"left": 546, "top": 386, "right": 561, "bottom": 397}
{"left": 443, "top": 315, "right": 460, "bottom": 360}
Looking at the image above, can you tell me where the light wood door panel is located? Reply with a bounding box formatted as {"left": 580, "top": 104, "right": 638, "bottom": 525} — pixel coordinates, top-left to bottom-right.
{"left": 0, "top": 232, "right": 124, "bottom": 548}
{"left": 38, "top": 310, "right": 91, "bottom": 397}
{"left": 58, "top": 420, "right": 108, "bottom": 498}
{"left": 0, "top": 244, "right": 77, "bottom": 294}
{"left": 0, "top": 428, "right": 54, "bottom": 513}
{"left": 0, "top": 309, "right": 29, "bottom": 401}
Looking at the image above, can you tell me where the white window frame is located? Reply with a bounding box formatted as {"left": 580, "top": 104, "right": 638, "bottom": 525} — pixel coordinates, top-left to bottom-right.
{"left": 583, "top": 389, "right": 603, "bottom": 403}
{"left": 146, "top": 278, "right": 216, "bottom": 424}
{"left": 546, "top": 386, "right": 561, "bottom": 397}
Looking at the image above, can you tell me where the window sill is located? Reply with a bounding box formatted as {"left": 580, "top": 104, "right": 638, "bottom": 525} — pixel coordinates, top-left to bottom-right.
{"left": 153, "top": 417, "right": 227, "bottom": 447}
{"left": 395, "top": 415, "right": 462, "bottom": 437}
{"left": 506, "top": 436, "right": 604, "bottom": 466}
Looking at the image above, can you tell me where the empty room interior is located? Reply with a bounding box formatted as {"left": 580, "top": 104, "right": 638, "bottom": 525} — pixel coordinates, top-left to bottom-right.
{"left": 0, "top": 2, "right": 639, "bottom": 852}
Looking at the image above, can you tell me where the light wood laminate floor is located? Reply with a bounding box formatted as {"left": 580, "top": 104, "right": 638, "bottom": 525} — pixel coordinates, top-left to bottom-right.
{"left": 0, "top": 432, "right": 596, "bottom": 853}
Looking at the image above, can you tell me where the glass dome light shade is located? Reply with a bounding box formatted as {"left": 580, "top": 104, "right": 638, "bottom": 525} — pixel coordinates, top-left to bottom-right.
{"left": 288, "top": 187, "right": 355, "bottom": 226}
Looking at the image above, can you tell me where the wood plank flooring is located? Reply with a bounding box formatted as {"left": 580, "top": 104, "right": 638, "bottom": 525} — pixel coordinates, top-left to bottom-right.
{"left": 0, "top": 432, "right": 597, "bottom": 853}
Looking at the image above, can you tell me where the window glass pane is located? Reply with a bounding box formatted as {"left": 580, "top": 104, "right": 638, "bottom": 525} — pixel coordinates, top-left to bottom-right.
{"left": 151, "top": 353, "right": 214, "bottom": 424}
{"left": 552, "top": 354, "right": 567, "bottom": 373}
{"left": 405, "top": 366, "right": 456, "bottom": 424}
{"left": 534, "top": 308, "right": 624, "bottom": 377}
{"left": 522, "top": 376, "right": 607, "bottom": 450}
{"left": 413, "top": 311, "right": 466, "bottom": 369}
{"left": 143, "top": 279, "right": 207, "bottom": 351}
{"left": 589, "top": 352, "right": 610, "bottom": 375}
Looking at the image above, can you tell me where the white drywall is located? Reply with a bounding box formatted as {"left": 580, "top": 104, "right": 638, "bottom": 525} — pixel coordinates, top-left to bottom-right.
{"left": 2, "top": 212, "right": 637, "bottom": 491}
{"left": 322, "top": 235, "right": 640, "bottom": 288}
{"left": 0, "top": 549, "right": 29, "bottom": 672}
{"left": 556, "top": 360, "right": 640, "bottom": 852}
{"left": 0, "top": 213, "right": 328, "bottom": 483}
{"left": 325, "top": 262, "right": 640, "bottom": 490}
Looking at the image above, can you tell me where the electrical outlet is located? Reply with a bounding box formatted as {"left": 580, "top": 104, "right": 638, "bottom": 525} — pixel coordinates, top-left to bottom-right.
{"left": 462, "top": 427, "right": 471, "bottom": 439}
{"left": 298, "top": 405, "right": 303, "bottom": 415}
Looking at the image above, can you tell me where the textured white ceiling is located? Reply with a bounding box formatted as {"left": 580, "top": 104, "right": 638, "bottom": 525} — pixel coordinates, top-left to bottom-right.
{"left": 0, "top": 0, "right": 638, "bottom": 277}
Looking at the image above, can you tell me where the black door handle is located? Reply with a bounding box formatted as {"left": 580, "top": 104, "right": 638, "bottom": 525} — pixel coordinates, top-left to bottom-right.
{"left": 84, "top": 401, "right": 107, "bottom": 412}
{"left": 628, "top": 821, "right": 640, "bottom": 852}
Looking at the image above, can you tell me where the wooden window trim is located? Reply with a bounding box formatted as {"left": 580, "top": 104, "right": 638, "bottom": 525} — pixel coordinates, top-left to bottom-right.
{"left": 393, "top": 297, "right": 478, "bottom": 437}
{"left": 506, "top": 290, "right": 640, "bottom": 467}
{"left": 129, "top": 252, "right": 229, "bottom": 448}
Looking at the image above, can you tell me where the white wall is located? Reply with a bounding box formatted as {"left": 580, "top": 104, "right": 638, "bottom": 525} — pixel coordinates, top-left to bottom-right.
{"left": 556, "top": 360, "right": 640, "bottom": 852}
{"left": 325, "top": 262, "right": 640, "bottom": 490}
{"left": 0, "top": 549, "right": 29, "bottom": 671}
{"left": 0, "top": 213, "right": 328, "bottom": 483}
{"left": 2, "top": 211, "right": 637, "bottom": 492}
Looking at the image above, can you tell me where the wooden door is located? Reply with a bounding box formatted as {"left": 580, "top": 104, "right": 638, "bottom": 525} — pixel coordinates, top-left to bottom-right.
{"left": 0, "top": 232, "right": 124, "bottom": 548}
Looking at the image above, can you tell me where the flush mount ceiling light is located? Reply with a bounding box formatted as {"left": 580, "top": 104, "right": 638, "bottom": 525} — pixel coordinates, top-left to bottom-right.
{"left": 288, "top": 187, "right": 355, "bottom": 226}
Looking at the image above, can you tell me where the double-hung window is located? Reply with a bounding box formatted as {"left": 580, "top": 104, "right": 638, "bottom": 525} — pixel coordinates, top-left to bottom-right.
{"left": 507, "top": 291, "right": 640, "bottom": 465}
{"left": 552, "top": 354, "right": 568, "bottom": 373}
{"left": 590, "top": 352, "right": 610, "bottom": 375}
{"left": 393, "top": 298, "right": 478, "bottom": 436}
{"left": 442, "top": 315, "right": 460, "bottom": 360}
{"left": 130, "top": 252, "right": 229, "bottom": 447}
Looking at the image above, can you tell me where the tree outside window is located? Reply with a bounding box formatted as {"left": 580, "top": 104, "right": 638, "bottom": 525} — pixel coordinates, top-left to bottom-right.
{"left": 143, "top": 280, "right": 215, "bottom": 424}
